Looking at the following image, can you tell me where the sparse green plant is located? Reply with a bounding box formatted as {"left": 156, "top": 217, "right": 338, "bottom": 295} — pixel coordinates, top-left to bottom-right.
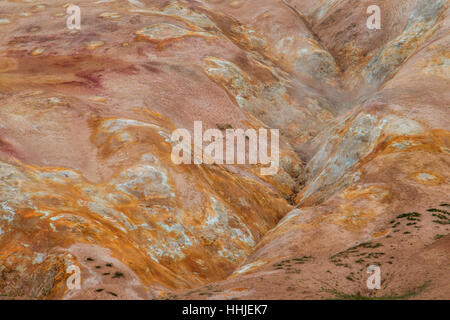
{"left": 345, "top": 276, "right": 354, "bottom": 282}
{"left": 112, "top": 271, "right": 124, "bottom": 278}
{"left": 216, "top": 123, "right": 233, "bottom": 131}
{"left": 325, "top": 281, "right": 429, "bottom": 300}
{"left": 396, "top": 212, "right": 421, "bottom": 219}
{"left": 427, "top": 208, "right": 450, "bottom": 215}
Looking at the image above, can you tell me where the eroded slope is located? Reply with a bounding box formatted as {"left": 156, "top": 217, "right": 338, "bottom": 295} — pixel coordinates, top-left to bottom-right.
{"left": 0, "top": 0, "right": 448, "bottom": 299}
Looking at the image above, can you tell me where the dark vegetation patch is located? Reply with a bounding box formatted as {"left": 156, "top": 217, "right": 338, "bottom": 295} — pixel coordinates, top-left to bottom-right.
{"left": 273, "top": 256, "right": 313, "bottom": 273}
{"left": 325, "top": 281, "right": 429, "bottom": 300}
{"left": 330, "top": 243, "right": 384, "bottom": 269}
{"left": 216, "top": 123, "right": 233, "bottom": 131}
{"left": 427, "top": 208, "right": 450, "bottom": 225}
{"left": 112, "top": 272, "right": 124, "bottom": 279}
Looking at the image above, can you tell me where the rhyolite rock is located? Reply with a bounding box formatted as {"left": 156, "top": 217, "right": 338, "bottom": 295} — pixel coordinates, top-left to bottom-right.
{"left": 0, "top": 0, "right": 448, "bottom": 299}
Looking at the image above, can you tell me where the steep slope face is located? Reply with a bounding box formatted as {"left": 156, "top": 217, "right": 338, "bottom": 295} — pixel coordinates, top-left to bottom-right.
{"left": 178, "top": 0, "right": 449, "bottom": 300}
{"left": 0, "top": 0, "right": 448, "bottom": 300}
{"left": 0, "top": 0, "right": 308, "bottom": 299}
{"left": 287, "top": 0, "right": 446, "bottom": 95}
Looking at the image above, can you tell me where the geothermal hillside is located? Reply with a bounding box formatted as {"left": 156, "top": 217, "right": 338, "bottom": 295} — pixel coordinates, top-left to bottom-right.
{"left": 0, "top": 0, "right": 449, "bottom": 299}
